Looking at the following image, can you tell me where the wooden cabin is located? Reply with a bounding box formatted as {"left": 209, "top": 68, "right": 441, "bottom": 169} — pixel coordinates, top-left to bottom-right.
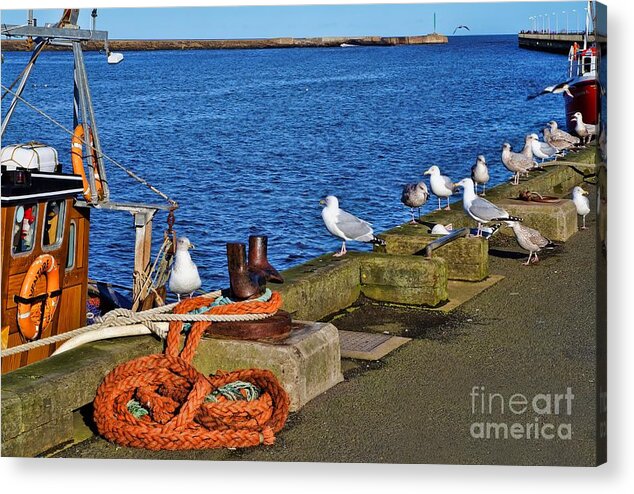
{"left": 1, "top": 153, "right": 90, "bottom": 373}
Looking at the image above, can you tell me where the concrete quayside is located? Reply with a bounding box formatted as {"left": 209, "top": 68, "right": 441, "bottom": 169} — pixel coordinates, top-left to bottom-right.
{"left": 1, "top": 146, "right": 601, "bottom": 463}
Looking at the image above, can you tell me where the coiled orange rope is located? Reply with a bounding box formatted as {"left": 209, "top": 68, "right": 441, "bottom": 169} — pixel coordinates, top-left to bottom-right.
{"left": 93, "top": 292, "right": 289, "bottom": 450}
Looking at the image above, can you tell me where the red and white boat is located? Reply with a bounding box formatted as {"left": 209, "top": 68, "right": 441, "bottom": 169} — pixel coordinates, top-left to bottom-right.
{"left": 563, "top": 2, "right": 601, "bottom": 133}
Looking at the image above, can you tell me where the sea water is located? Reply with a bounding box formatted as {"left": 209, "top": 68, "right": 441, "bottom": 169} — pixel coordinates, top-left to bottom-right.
{"left": 1, "top": 35, "right": 568, "bottom": 291}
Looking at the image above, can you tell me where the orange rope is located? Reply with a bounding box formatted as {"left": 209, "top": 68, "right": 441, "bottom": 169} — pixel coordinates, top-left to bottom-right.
{"left": 93, "top": 292, "right": 289, "bottom": 450}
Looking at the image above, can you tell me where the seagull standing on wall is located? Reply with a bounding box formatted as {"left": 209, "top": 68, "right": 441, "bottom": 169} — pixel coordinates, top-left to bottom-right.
{"left": 320, "top": 195, "right": 386, "bottom": 257}
{"left": 424, "top": 165, "right": 456, "bottom": 210}
{"left": 168, "top": 237, "right": 202, "bottom": 301}
{"left": 454, "top": 178, "right": 522, "bottom": 237}
{"left": 401, "top": 181, "right": 429, "bottom": 223}
{"left": 471, "top": 155, "right": 490, "bottom": 196}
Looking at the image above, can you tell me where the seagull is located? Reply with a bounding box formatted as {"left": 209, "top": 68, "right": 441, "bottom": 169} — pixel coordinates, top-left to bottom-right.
{"left": 529, "top": 133, "right": 561, "bottom": 162}
{"left": 527, "top": 80, "right": 573, "bottom": 100}
{"left": 453, "top": 25, "right": 470, "bottom": 34}
{"left": 501, "top": 143, "right": 535, "bottom": 185}
{"left": 168, "top": 237, "right": 202, "bottom": 301}
{"left": 424, "top": 165, "right": 456, "bottom": 210}
{"left": 547, "top": 120, "right": 581, "bottom": 148}
{"left": 543, "top": 125, "right": 577, "bottom": 153}
{"left": 454, "top": 178, "right": 522, "bottom": 236}
{"left": 320, "top": 195, "right": 386, "bottom": 257}
{"left": 521, "top": 134, "right": 535, "bottom": 161}
{"left": 505, "top": 220, "right": 556, "bottom": 265}
{"left": 471, "top": 155, "right": 490, "bottom": 196}
{"left": 571, "top": 111, "right": 597, "bottom": 145}
{"left": 572, "top": 186, "right": 591, "bottom": 229}
{"left": 401, "top": 181, "right": 429, "bottom": 224}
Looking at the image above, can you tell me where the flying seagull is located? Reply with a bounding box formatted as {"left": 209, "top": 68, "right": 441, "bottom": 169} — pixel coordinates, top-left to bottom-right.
{"left": 506, "top": 221, "right": 556, "bottom": 265}
{"left": 454, "top": 178, "right": 522, "bottom": 236}
{"left": 453, "top": 25, "right": 471, "bottom": 34}
{"left": 527, "top": 80, "right": 574, "bottom": 100}
{"left": 168, "top": 237, "right": 202, "bottom": 301}
{"left": 401, "top": 181, "right": 429, "bottom": 224}
{"left": 424, "top": 165, "right": 456, "bottom": 210}
{"left": 320, "top": 195, "right": 386, "bottom": 257}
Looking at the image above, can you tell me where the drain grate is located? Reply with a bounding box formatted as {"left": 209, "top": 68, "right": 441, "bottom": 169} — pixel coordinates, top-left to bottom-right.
{"left": 338, "top": 330, "right": 410, "bottom": 361}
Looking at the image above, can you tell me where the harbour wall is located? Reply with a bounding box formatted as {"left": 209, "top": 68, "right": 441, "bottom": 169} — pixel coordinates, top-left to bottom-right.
{"left": 1, "top": 147, "right": 595, "bottom": 457}
{"left": 1, "top": 34, "right": 448, "bottom": 52}
{"left": 518, "top": 32, "right": 607, "bottom": 54}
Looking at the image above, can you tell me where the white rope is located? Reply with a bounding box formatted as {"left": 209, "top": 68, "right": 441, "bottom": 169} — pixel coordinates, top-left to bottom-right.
{"left": 1, "top": 290, "right": 278, "bottom": 358}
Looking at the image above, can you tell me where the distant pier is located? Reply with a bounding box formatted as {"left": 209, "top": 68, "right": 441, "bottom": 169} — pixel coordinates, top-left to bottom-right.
{"left": 518, "top": 32, "right": 607, "bottom": 54}
{"left": 1, "top": 34, "right": 448, "bottom": 52}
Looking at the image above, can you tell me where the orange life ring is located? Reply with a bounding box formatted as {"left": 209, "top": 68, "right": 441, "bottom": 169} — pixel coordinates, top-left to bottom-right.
{"left": 71, "top": 124, "right": 104, "bottom": 202}
{"left": 16, "top": 254, "right": 61, "bottom": 340}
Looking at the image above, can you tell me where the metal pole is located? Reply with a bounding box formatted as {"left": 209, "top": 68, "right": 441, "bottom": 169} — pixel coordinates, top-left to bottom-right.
{"left": 73, "top": 41, "right": 110, "bottom": 202}
{"left": 554, "top": 12, "right": 558, "bottom": 33}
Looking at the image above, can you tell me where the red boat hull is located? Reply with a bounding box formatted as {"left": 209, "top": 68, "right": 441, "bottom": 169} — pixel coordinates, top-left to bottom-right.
{"left": 564, "top": 79, "right": 600, "bottom": 133}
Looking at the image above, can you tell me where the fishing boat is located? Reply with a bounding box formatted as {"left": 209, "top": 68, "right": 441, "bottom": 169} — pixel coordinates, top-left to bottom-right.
{"left": 563, "top": 0, "right": 602, "bottom": 132}
{"left": 1, "top": 9, "right": 178, "bottom": 373}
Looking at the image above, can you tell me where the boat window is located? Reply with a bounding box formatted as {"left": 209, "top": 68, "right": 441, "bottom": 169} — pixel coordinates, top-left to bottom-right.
{"left": 582, "top": 57, "right": 592, "bottom": 74}
{"left": 11, "top": 204, "right": 38, "bottom": 255}
{"left": 66, "top": 221, "right": 76, "bottom": 270}
{"left": 42, "top": 200, "right": 66, "bottom": 250}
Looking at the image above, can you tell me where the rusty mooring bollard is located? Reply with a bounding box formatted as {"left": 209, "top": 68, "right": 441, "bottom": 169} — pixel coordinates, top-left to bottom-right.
{"left": 226, "top": 242, "right": 266, "bottom": 300}
{"left": 215, "top": 236, "right": 291, "bottom": 341}
{"left": 248, "top": 235, "right": 284, "bottom": 284}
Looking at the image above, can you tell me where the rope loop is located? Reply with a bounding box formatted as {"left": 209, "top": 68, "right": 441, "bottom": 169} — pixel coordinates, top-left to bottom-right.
{"left": 93, "top": 291, "right": 289, "bottom": 450}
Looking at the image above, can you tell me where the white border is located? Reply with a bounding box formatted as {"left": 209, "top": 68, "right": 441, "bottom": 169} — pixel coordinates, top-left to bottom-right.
{"left": 1, "top": 0, "right": 631, "bottom": 492}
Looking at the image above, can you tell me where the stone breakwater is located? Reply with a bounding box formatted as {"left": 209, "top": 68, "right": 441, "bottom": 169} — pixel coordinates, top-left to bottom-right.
{"left": 1, "top": 34, "right": 448, "bottom": 52}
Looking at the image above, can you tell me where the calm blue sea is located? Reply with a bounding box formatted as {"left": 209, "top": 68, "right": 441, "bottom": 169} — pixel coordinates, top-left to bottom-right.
{"left": 2, "top": 35, "right": 569, "bottom": 291}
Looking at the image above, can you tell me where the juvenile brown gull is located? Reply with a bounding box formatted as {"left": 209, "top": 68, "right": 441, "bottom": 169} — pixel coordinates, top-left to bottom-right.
{"left": 401, "top": 181, "right": 429, "bottom": 223}
{"left": 320, "top": 195, "right": 386, "bottom": 257}
{"left": 506, "top": 220, "right": 556, "bottom": 265}
{"left": 501, "top": 143, "right": 535, "bottom": 185}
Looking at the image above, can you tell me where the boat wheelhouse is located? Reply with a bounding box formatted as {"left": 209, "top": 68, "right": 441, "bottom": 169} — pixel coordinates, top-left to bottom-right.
{"left": 564, "top": 44, "right": 600, "bottom": 132}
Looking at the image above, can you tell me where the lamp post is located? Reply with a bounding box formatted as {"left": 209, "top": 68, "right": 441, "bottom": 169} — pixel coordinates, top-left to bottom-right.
{"left": 553, "top": 12, "right": 558, "bottom": 33}
{"left": 573, "top": 9, "right": 578, "bottom": 33}
{"left": 563, "top": 11, "right": 568, "bottom": 33}
{"left": 545, "top": 13, "right": 549, "bottom": 34}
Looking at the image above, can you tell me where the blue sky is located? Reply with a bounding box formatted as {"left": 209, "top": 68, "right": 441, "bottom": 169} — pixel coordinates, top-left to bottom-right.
{"left": 1, "top": 2, "right": 594, "bottom": 39}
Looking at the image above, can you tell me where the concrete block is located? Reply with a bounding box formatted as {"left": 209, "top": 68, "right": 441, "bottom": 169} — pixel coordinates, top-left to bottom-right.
{"left": 2, "top": 413, "right": 74, "bottom": 457}
{"left": 355, "top": 252, "right": 448, "bottom": 306}
{"left": 375, "top": 228, "right": 488, "bottom": 281}
{"left": 277, "top": 255, "right": 361, "bottom": 321}
{"left": 1, "top": 336, "right": 162, "bottom": 456}
{"left": 192, "top": 321, "right": 343, "bottom": 412}
{"left": 496, "top": 198, "right": 578, "bottom": 241}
